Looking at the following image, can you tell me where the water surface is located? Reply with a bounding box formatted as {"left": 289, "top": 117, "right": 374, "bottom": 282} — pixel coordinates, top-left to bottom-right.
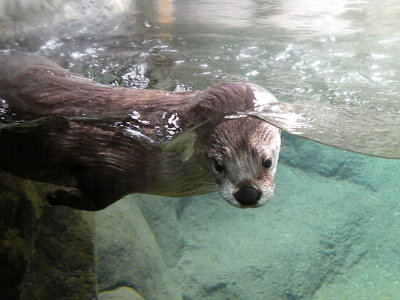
{"left": 2, "top": 0, "right": 400, "bottom": 158}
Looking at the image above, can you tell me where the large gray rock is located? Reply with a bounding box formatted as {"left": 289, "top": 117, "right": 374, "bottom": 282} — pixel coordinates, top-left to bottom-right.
{"left": 135, "top": 194, "right": 184, "bottom": 268}
{"left": 95, "top": 196, "right": 182, "bottom": 300}
{"left": 99, "top": 286, "right": 145, "bottom": 300}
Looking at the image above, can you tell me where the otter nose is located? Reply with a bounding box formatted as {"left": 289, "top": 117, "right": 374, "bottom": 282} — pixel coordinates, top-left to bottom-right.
{"left": 234, "top": 183, "right": 262, "bottom": 206}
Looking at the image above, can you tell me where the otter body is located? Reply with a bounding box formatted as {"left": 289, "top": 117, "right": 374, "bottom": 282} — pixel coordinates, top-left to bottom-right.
{"left": 0, "top": 54, "right": 280, "bottom": 211}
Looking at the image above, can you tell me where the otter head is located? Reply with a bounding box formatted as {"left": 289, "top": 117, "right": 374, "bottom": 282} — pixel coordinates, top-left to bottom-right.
{"left": 206, "top": 117, "right": 281, "bottom": 208}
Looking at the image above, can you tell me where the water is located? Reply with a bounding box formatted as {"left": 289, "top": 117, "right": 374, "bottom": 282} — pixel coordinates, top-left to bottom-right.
{"left": 1, "top": 0, "right": 400, "bottom": 299}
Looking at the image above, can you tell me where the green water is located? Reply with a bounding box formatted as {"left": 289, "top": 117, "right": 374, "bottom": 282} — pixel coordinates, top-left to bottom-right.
{"left": 1, "top": 0, "right": 400, "bottom": 299}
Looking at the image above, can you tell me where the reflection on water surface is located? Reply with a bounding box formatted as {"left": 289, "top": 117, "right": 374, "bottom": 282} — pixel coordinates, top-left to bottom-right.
{"left": 1, "top": 0, "right": 400, "bottom": 158}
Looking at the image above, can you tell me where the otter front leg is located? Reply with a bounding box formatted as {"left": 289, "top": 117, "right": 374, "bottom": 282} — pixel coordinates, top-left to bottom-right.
{"left": 46, "top": 188, "right": 116, "bottom": 211}
{"left": 46, "top": 188, "right": 84, "bottom": 209}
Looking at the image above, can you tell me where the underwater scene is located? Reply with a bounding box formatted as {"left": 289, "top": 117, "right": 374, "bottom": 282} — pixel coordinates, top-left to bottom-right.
{"left": 1, "top": 0, "right": 400, "bottom": 299}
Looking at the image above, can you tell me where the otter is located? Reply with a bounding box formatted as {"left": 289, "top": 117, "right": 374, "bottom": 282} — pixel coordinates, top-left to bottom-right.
{"left": 0, "top": 54, "right": 280, "bottom": 211}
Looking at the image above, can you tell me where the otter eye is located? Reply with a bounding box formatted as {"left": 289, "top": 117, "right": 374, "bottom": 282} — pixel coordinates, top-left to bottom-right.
{"left": 213, "top": 159, "right": 224, "bottom": 173}
{"left": 263, "top": 158, "right": 273, "bottom": 168}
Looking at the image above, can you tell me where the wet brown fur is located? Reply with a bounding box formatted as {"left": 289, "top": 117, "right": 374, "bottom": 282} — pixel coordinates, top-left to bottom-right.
{"left": 0, "top": 54, "right": 270, "bottom": 210}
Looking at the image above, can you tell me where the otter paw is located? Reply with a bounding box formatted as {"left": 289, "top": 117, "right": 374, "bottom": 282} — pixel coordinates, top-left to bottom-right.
{"left": 46, "top": 189, "right": 82, "bottom": 209}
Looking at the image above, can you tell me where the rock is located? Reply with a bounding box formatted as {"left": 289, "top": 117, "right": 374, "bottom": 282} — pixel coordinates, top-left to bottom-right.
{"left": 95, "top": 196, "right": 182, "bottom": 300}
{"left": 19, "top": 205, "right": 97, "bottom": 300}
{"left": 280, "top": 133, "right": 359, "bottom": 178}
{"left": 99, "top": 286, "right": 145, "bottom": 300}
{"left": 280, "top": 133, "right": 391, "bottom": 191}
{"left": 0, "top": 172, "right": 41, "bottom": 300}
{"left": 0, "top": 172, "right": 97, "bottom": 300}
{"left": 135, "top": 194, "right": 184, "bottom": 267}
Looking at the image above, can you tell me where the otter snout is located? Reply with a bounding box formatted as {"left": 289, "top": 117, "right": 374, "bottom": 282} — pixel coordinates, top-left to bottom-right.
{"left": 234, "top": 183, "right": 262, "bottom": 207}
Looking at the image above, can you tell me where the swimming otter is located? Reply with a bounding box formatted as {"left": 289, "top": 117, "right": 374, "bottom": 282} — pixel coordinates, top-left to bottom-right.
{"left": 0, "top": 54, "right": 280, "bottom": 211}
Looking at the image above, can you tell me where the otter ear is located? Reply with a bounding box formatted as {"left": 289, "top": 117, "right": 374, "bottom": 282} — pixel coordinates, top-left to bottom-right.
{"left": 162, "top": 128, "right": 197, "bottom": 161}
